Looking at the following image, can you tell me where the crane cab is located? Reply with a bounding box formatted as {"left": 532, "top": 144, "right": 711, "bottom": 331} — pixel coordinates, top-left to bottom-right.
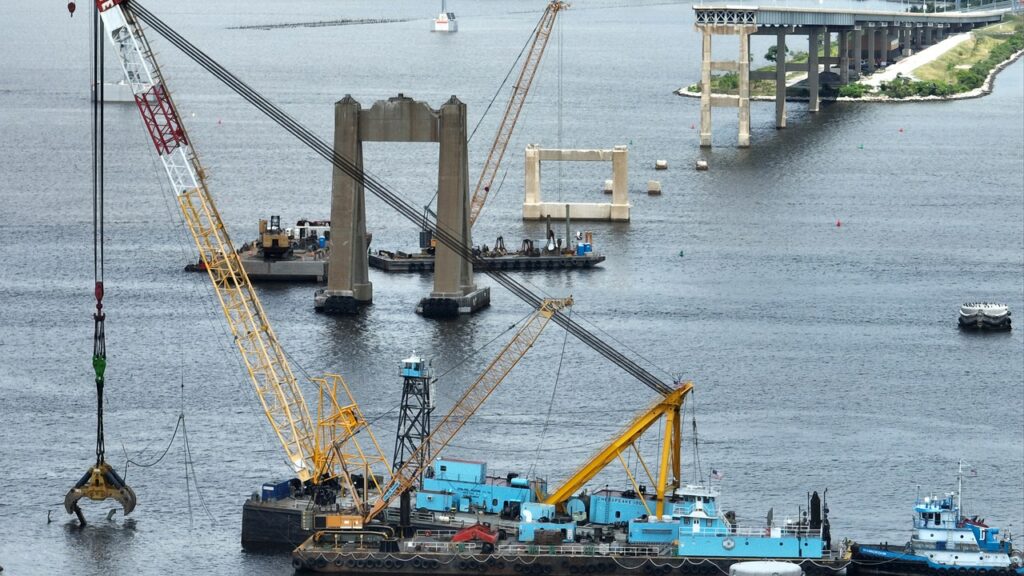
{"left": 401, "top": 354, "right": 429, "bottom": 378}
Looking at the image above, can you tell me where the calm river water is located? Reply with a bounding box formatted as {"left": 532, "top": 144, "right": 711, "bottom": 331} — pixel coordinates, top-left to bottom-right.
{"left": 1, "top": 0, "right": 1021, "bottom": 574}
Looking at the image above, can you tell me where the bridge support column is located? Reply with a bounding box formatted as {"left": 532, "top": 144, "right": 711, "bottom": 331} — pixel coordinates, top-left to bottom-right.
{"left": 839, "top": 30, "right": 850, "bottom": 84}
{"left": 866, "top": 26, "right": 876, "bottom": 74}
{"left": 808, "top": 27, "right": 820, "bottom": 113}
{"left": 320, "top": 95, "right": 372, "bottom": 314}
{"left": 775, "top": 32, "right": 787, "bottom": 129}
{"left": 913, "top": 26, "right": 923, "bottom": 50}
{"left": 738, "top": 28, "right": 752, "bottom": 147}
{"left": 699, "top": 29, "right": 712, "bottom": 147}
{"left": 853, "top": 27, "right": 863, "bottom": 78}
{"left": 901, "top": 26, "right": 912, "bottom": 57}
{"left": 823, "top": 30, "right": 832, "bottom": 72}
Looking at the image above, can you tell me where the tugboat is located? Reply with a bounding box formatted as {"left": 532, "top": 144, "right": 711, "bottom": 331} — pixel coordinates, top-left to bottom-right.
{"left": 849, "top": 462, "right": 1024, "bottom": 576}
{"left": 958, "top": 303, "right": 1012, "bottom": 331}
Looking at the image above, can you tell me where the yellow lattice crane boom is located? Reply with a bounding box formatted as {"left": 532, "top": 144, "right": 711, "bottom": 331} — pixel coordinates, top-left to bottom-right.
{"left": 96, "top": 0, "right": 388, "bottom": 502}
{"left": 364, "top": 297, "right": 574, "bottom": 522}
{"left": 468, "top": 0, "right": 568, "bottom": 228}
{"left": 542, "top": 382, "right": 693, "bottom": 518}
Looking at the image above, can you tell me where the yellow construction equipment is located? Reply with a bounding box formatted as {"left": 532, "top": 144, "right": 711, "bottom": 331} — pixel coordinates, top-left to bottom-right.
{"left": 364, "top": 297, "right": 574, "bottom": 522}
{"left": 542, "top": 382, "right": 694, "bottom": 517}
{"left": 96, "top": 0, "right": 389, "bottom": 511}
{"left": 468, "top": 0, "right": 568, "bottom": 228}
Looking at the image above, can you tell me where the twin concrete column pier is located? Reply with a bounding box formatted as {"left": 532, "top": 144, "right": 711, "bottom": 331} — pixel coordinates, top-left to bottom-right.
{"left": 699, "top": 22, "right": 756, "bottom": 147}
{"left": 315, "top": 94, "right": 488, "bottom": 317}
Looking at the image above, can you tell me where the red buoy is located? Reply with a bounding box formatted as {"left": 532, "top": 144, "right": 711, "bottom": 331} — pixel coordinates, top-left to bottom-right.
{"left": 836, "top": 219, "right": 842, "bottom": 227}
{"left": 68, "top": 1, "right": 76, "bottom": 16}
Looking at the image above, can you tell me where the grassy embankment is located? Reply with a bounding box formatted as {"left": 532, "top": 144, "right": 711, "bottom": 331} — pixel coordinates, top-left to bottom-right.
{"left": 841, "top": 15, "right": 1023, "bottom": 98}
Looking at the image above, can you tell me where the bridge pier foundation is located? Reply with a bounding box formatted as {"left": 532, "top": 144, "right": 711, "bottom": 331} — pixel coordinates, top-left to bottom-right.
{"left": 823, "top": 31, "right": 832, "bottom": 73}
{"left": 853, "top": 27, "right": 863, "bottom": 77}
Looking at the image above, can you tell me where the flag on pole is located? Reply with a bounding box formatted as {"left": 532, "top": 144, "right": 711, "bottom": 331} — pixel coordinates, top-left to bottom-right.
{"left": 711, "top": 469, "right": 724, "bottom": 481}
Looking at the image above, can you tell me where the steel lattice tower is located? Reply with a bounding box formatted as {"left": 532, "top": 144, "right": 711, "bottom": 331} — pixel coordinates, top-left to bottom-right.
{"left": 392, "top": 354, "right": 433, "bottom": 485}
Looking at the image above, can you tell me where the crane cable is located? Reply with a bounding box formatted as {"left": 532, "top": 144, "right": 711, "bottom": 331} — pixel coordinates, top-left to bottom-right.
{"left": 91, "top": 0, "right": 108, "bottom": 468}
{"left": 127, "top": 1, "right": 674, "bottom": 399}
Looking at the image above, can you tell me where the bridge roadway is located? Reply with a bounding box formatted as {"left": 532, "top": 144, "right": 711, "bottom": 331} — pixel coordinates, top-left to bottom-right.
{"left": 692, "top": 5, "right": 1007, "bottom": 147}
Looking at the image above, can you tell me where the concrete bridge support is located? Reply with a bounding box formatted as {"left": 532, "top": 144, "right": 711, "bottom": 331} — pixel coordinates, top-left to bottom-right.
{"left": 699, "top": 23, "right": 757, "bottom": 147}
{"left": 808, "top": 27, "right": 820, "bottom": 113}
{"left": 775, "top": 31, "right": 786, "bottom": 129}
{"left": 316, "top": 94, "right": 488, "bottom": 317}
{"left": 839, "top": 30, "right": 850, "bottom": 84}
{"left": 823, "top": 31, "right": 832, "bottom": 73}
{"left": 319, "top": 96, "right": 373, "bottom": 314}
{"left": 866, "top": 26, "right": 876, "bottom": 73}
{"left": 853, "top": 27, "right": 863, "bottom": 76}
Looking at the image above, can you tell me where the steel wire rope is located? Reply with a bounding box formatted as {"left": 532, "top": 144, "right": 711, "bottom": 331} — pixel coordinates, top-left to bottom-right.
{"left": 527, "top": 306, "right": 572, "bottom": 478}
{"left": 129, "top": 1, "right": 674, "bottom": 398}
{"left": 140, "top": 124, "right": 279, "bottom": 468}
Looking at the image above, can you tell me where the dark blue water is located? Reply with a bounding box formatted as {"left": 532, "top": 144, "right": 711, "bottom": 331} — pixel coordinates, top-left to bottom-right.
{"left": 1, "top": 1, "right": 1021, "bottom": 574}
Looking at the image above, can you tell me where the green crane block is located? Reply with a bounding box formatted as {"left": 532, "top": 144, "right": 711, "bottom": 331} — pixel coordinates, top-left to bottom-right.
{"left": 93, "top": 356, "right": 107, "bottom": 380}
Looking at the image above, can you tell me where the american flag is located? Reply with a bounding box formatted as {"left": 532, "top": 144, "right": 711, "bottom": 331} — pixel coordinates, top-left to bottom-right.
{"left": 711, "top": 469, "right": 724, "bottom": 480}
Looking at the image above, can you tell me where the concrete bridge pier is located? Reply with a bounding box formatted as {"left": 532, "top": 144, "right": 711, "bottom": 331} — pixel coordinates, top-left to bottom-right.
{"left": 853, "top": 27, "right": 863, "bottom": 77}
{"left": 775, "top": 31, "right": 787, "bottom": 129}
{"left": 913, "top": 25, "right": 923, "bottom": 50}
{"left": 839, "top": 30, "right": 850, "bottom": 84}
{"left": 866, "top": 25, "right": 877, "bottom": 73}
{"left": 698, "top": 23, "right": 757, "bottom": 147}
{"left": 808, "top": 27, "right": 821, "bottom": 113}
{"left": 823, "top": 31, "right": 832, "bottom": 73}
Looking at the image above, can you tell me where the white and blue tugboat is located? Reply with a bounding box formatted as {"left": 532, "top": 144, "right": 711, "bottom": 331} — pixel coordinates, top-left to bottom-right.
{"left": 850, "top": 463, "right": 1023, "bottom": 576}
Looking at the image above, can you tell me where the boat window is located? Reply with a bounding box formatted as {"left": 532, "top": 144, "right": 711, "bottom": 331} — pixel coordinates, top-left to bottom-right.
{"left": 492, "top": 499, "right": 498, "bottom": 506}
{"left": 615, "top": 511, "right": 621, "bottom": 519}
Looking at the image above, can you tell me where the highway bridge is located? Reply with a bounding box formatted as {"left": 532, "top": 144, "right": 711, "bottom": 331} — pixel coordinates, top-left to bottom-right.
{"left": 692, "top": 4, "right": 1009, "bottom": 146}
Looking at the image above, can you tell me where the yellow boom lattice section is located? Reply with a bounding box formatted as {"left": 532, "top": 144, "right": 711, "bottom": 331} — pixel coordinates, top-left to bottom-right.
{"left": 543, "top": 382, "right": 692, "bottom": 517}
{"left": 177, "top": 186, "right": 317, "bottom": 480}
{"left": 313, "top": 374, "right": 391, "bottom": 516}
{"left": 366, "top": 297, "right": 573, "bottom": 521}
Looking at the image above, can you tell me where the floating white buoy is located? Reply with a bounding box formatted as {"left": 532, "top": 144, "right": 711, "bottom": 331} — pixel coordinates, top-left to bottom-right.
{"left": 647, "top": 180, "right": 662, "bottom": 195}
{"left": 602, "top": 179, "right": 613, "bottom": 194}
{"left": 655, "top": 159, "right": 668, "bottom": 170}
{"left": 695, "top": 159, "right": 709, "bottom": 171}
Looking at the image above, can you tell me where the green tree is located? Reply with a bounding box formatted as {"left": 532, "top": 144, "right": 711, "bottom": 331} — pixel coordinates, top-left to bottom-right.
{"left": 765, "top": 44, "right": 788, "bottom": 63}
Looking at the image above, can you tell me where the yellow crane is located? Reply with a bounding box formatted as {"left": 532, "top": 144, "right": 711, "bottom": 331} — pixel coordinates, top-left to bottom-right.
{"left": 364, "top": 297, "right": 574, "bottom": 523}
{"left": 95, "top": 0, "right": 390, "bottom": 512}
{"left": 468, "top": 0, "right": 568, "bottom": 228}
{"left": 542, "top": 382, "right": 694, "bottom": 518}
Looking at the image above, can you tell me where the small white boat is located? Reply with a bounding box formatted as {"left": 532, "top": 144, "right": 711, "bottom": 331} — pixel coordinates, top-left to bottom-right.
{"left": 434, "top": 0, "right": 457, "bottom": 32}
{"left": 959, "top": 302, "right": 1011, "bottom": 331}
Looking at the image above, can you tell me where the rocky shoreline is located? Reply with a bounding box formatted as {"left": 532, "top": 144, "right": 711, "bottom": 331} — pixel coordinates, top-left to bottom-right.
{"left": 676, "top": 48, "right": 1024, "bottom": 103}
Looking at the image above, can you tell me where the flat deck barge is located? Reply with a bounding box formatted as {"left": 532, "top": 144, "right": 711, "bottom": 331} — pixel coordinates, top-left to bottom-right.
{"left": 369, "top": 250, "right": 604, "bottom": 273}
{"left": 292, "top": 534, "right": 849, "bottom": 575}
